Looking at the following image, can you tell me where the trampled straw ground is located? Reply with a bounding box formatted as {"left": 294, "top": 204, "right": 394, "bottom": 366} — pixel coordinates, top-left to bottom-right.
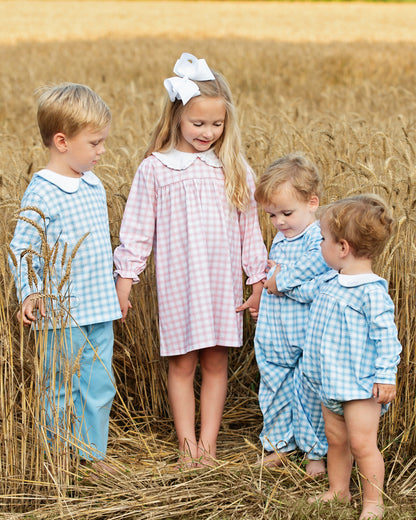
{"left": 0, "top": 2, "right": 415, "bottom": 518}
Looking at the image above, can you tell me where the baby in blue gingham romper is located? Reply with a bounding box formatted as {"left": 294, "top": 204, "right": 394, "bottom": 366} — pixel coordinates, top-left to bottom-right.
{"left": 252, "top": 153, "right": 331, "bottom": 476}
{"left": 289, "top": 195, "right": 401, "bottom": 520}
{"left": 9, "top": 84, "right": 121, "bottom": 471}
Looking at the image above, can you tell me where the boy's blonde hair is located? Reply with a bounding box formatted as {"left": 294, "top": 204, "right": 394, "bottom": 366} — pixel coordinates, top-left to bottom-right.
{"left": 37, "top": 83, "right": 111, "bottom": 147}
{"left": 144, "top": 71, "right": 250, "bottom": 211}
{"left": 255, "top": 153, "right": 322, "bottom": 205}
{"left": 320, "top": 194, "right": 394, "bottom": 259}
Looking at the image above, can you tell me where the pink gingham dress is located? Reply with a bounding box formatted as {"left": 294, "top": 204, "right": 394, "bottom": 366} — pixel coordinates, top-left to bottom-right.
{"left": 114, "top": 149, "right": 267, "bottom": 356}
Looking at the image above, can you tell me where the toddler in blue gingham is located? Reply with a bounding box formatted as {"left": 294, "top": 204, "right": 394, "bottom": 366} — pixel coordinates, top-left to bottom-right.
{"left": 9, "top": 84, "right": 121, "bottom": 471}
{"left": 290, "top": 194, "right": 401, "bottom": 520}
{"left": 253, "top": 153, "right": 331, "bottom": 476}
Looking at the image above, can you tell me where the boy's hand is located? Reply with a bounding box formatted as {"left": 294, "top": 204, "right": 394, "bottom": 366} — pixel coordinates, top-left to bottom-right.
{"left": 116, "top": 277, "right": 133, "bottom": 323}
{"left": 372, "top": 382, "right": 396, "bottom": 404}
{"left": 263, "top": 263, "right": 283, "bottom": 296}
{"left": 18, "top": 294, "right": 46, "bottom": 326}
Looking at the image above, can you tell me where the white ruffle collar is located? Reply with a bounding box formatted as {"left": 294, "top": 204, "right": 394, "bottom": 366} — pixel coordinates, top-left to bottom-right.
{"left": 152, "top": 149, "right": 222, "bottom": 170}
{"left": 338, "top": 272, "right": 383, "bottom": 287}
{"left": 35, "top": 169, "right": 100, "bottom": 193}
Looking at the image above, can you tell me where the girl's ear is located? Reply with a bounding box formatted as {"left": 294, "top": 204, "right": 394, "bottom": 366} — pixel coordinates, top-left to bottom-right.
{"left": 53, "top": 132, "right": 68, "bottom": 153}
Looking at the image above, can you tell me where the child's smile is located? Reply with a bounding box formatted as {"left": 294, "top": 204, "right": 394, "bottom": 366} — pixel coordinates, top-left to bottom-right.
{"left": 177, "top": 96, "right": 226, "bottom": 153}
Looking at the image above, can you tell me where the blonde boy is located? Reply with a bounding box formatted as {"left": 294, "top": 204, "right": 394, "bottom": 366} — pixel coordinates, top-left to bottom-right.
{"left": 9, "top": 83, "right": 121, "bottom": 471}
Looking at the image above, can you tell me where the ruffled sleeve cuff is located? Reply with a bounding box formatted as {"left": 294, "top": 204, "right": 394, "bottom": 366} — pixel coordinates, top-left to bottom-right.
{"left": 114, "top": 270, "right": 140, "bottom": 284}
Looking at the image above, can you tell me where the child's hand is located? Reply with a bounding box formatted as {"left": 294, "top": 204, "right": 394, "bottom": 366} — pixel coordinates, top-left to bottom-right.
{"left": 372, "top": 383, "right": 396, "bottom": 404}
{"left": 236, "top": 280, "right": 264, "bottom": 320}
{"left": 116, "top": 277, "right": 133, "bottom": 323}
{"left": 18, "top": 294, "right": 46, "bottom": 326}
{"left": 263, "top": 263, "right": 283, "bottom": 296}
{"left": 266, "top": 259, "right": 277, "bottom": 270}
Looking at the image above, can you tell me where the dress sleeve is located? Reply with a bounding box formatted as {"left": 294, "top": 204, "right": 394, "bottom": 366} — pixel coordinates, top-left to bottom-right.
{"left": 275, "top": 228, "right": 328, "bottom": 292}
{"left": 366, "top": 286, "right": 402, "bottom": 384}
{"left": 238, "top": 169, "right": 267, "bottom": 285}
{"left": 9, "top": 190, "right": 50, "bottom": 302}
{"left": 113, "top": 160, "right": 157, "bottom": 282}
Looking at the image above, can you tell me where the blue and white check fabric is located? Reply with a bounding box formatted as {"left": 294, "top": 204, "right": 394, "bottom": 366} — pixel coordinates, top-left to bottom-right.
{"left": 291, "top": 270, "right": 402, "bottom": 415}
{"left": 254, "top": 221, "right": 331, "bottom": 455}
{"left": 9, "top": 169, "right": 122, "bottom": 327}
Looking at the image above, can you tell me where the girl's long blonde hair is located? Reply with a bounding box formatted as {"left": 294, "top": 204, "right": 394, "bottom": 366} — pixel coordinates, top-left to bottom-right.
{"left": 144, "top": 71, "right": 250, "bottom": 211}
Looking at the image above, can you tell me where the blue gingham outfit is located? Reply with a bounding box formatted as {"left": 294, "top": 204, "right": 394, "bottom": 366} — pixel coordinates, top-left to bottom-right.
{"left": 9, "top": 169, "right": 121, "bottom": 459}
{"left": 254, "top": 222, "right": 330, "bottom": 458}
{"left": 289, "top": 270, "right": 402, "bottom": 417}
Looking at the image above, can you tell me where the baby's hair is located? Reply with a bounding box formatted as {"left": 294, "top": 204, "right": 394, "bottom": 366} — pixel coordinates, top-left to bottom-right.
{"left": 255, "top": 153, "right": 322, "bottom": 205}
{"left": 144, "top": 70, "right": 250, "bottom": 211}
{"left": 37, "top": 83, "right": 111, "bottom": 147}
{"left": 319, "top": 194, "right": 394, "bottom": 259}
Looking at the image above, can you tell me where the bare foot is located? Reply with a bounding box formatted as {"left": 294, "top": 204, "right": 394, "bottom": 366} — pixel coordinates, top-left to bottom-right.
{"left": 305, "top": 459, "right": 326, "bottom": 478}
{"left": 196, "top": 446, "right": 217, "bottom": 467}
{"left": 175, "top": 452, "right": 198, "bottom": 470}
{"left": 260, "top": 451, "right": 288, "bottom": 468}
{"left": 308, "top": 489, "right": 351, "bottom": 504}
{"left": 359, "top": 501, "right": 384, "bottom": 520}
{"left": 80, "top": 459, "right": 122, "bottom": 479}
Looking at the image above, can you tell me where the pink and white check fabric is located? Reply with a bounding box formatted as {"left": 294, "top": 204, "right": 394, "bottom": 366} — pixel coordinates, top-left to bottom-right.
{"left": 114, "top": 149, "right": 267, "bottom": 356}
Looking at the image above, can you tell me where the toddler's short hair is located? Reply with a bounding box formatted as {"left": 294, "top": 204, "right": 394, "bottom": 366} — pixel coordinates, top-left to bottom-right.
{"left": 320, "top": 194, "right": 394, "bottom": 259}
{"left": 37, "top": 83, "right": 111, "bottom": 147}
{"left": 255, "top": 152, "right": 322, "bottom": 205}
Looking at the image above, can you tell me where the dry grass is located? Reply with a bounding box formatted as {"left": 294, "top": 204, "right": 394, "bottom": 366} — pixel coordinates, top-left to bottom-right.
{"left": 1, "top": 1, "right": 416, "bottom": 44}
{"left": 0, "top": 2, "right": 416, "bottom": 519}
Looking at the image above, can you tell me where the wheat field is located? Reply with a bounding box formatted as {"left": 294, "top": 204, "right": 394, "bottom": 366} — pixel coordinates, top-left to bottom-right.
{"left": 0, "top": 1, "right": 416, "bottom": 519}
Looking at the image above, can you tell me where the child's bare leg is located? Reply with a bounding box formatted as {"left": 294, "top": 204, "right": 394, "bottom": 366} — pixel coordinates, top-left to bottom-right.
{"left": 312, "top": 405, "right": 352, "bottom": 503}
{"left": 344, "top": 399, "right": 384, "bottom": 520}
{"left": 168, "top": 351, "right": 199, "bottom": 465}
{"left": 197, "top": 346, "right": 228, "bottom": 464}
{"left": 305, "top": 458, "right": 326, "bottom": 477}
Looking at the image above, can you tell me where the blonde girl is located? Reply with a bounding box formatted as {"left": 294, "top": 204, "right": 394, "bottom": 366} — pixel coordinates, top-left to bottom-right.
{"left": 114, "top": 53, "right": 267, "bottom": 466}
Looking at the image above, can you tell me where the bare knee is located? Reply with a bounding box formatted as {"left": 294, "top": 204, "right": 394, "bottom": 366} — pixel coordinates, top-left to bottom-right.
{"left": 169, "top": 352, "right": 198, "bottom": 379}
{"left": 349, "top": 435, "right": 379, "bottom": 461}
{"left": 199, "top": 346, "right": 228, "bottom": 376}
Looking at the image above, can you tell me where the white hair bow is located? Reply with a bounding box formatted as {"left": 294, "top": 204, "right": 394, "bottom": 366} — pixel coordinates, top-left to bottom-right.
{"left": 164, "top": 53, "right": 215, "bottom": 105}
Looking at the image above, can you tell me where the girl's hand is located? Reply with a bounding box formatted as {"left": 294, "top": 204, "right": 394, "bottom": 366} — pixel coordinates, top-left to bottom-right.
{"left": 116, "top": 277, "right": 133, "bottom": 323}
{"left": 372, "top": 383, "right": 396, "bottom": 404}
{"left": 18, "top": 294, "right": 46, "bottom": 326}
{"left": 236, "top": 280, "right": 264, "bottom": 320}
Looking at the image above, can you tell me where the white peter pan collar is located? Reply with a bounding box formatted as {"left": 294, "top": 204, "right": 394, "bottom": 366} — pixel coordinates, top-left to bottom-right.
{"left": 153, "top": 149, "right": 222, "bottom": 170}
{"left": 338, "top": 273, "right": 383, "bottom": 287}
{"left": 35, "top": 169, "right": 100, "bottom": 193}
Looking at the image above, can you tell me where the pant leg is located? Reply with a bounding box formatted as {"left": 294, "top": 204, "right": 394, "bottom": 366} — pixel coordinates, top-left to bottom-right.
{"left": 44, "top": 322, "right": 115, "bottom": 460}
{"left": 258, "top": 364, "right": 297, "bottom": 452}
{"left": 292, "top": 363, "right": 327, "bottom": 460}
{"left": 72, "top": 321, "right": 115, "bottom": 460}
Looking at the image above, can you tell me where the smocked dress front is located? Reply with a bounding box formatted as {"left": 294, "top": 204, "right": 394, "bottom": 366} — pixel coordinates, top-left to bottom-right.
{"left": 113, "top": 149, "right": 267, "bottom": 356}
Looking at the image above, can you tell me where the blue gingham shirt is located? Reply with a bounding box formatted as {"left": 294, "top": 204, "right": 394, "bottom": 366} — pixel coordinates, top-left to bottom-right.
{"left": 9, "top": 169, "right": 121, "bottom": 327}
{"left": 255, "top": 221, "right": 331, "bottom": 367}
{"left": 289, "top": 270, "right": 402, "bottom": 401}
